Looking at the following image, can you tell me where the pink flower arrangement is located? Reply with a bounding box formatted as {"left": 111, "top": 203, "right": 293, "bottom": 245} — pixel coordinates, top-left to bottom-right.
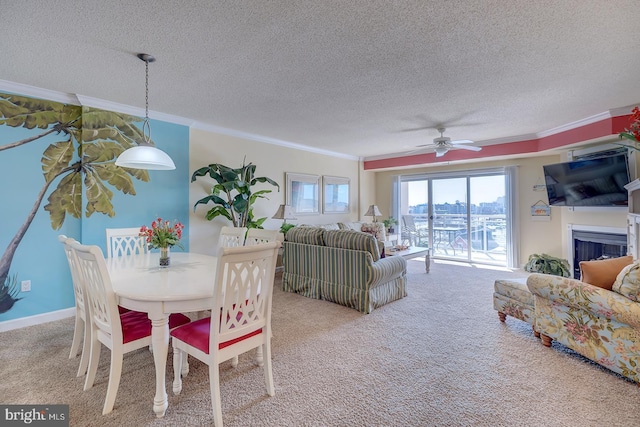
{"left": 139, "top": 217, "right": 184, "bottom": 250}
{"left": 619, "top": 106, "right": 640, "bottom": 145}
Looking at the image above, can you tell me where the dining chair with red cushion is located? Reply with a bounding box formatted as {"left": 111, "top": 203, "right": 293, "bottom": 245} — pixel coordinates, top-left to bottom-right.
{"left": 59, "top": 235, "right": 92, "bottom": 377}
{"left": 70, "top": 240, "right": 191, "bottom": 415}
{"left": 170, "top": 242, "right": 280, "bottom": 427}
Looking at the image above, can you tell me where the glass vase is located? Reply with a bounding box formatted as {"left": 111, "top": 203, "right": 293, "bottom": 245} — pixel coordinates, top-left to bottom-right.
{"left": 159, "top": 247, "right": 170, "bottom": 268}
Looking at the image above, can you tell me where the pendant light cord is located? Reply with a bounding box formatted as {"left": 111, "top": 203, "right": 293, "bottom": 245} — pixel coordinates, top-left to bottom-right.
{"left": 142, "top": 57, "right": 152, "bottom": 145}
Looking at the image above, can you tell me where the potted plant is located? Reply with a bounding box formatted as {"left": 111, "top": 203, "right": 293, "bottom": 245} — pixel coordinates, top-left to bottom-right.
{"left": 382, "top": 217, "right": 398, "bottom": 234}
{"left": 524, "top": 253, "right": 571, "bottom": 277}
{"left": 280, "top": 222, "right": 296, "bottom": 235}
{"left": 191, "top": 160, "right": 279, "bottom": 229}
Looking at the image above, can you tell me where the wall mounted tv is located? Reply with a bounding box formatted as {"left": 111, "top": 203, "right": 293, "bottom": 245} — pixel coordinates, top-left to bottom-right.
{"left": 543, "top": 152, "right": 630, "bottom": 207}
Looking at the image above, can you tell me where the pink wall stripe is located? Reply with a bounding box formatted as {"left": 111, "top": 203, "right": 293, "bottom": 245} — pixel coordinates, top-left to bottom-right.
{"left": 364, "top": 114, "right": 633, "bottom": 170}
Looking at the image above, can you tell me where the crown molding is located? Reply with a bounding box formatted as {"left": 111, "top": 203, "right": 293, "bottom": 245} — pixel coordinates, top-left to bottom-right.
{"left": 610, "top": 104, "right": 637, "bottom": 117}
{"left": 1, "top": 78, "right": 636, "bottom": 164}
{"left": 75, "top": 94, "right": 196, "bottom": 127}
{"left": 0, "top": 79, "right": 79, "bottom": 105}
{"left": 191, "top": 122, "right": 359, "bottom": 160}
{"left": 537, "top": 111, "right": 614, "bottom": 138}
{"left": 0, "top": 78, "right": 356, "bottom": 161}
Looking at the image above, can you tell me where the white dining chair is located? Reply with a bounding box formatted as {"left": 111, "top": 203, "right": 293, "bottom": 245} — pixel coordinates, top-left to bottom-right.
{"left": 244, "top": 229, "right": 283, "bottom": 365}
{"left": 170, "top": 241, "right": 280, "bottom": 427}
{"left": 70, "top": 240, "right": 191, "bottom": 415}
{"left": 59, "top": 235, "right": 91, "bottom": 377}
{"left": 217, "top": 226, "right": 247, "bottom": 249}
{"left": 106, "top": 227, "right": 153, "bottom": 324}
{"left": 244, "top": 228, "right": 283, "bottom": 246}
{"left": 105, "top": 227, "right": 148, "bottom": 258}
{"left": 200, "top": 226, "right": 248, "bottom": 324}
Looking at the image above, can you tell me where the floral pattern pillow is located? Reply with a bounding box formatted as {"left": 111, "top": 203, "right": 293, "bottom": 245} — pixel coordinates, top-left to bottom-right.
{"left": 612, "top": 262, "right": 640, "bottom": 302}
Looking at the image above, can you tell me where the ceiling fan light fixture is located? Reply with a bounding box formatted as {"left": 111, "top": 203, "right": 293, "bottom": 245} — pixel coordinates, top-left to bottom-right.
{"left": 434, "top": 145, "right": 449, "bottom": 156}
{"left": 115, "top": 53, "right": 176, "bottom": 171}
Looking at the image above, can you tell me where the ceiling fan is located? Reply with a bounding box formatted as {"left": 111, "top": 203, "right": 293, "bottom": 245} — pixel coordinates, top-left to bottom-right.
{"left": 410, "top": 127, "right": 482, "bottom": 157}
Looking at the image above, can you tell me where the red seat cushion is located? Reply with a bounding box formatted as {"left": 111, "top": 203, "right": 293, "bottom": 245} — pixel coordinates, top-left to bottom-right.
{"left": 170, "top": 316, "right": 262, "bottom": 354}
{"left": 120, "top": 311, "right": 191, "bottom": 344}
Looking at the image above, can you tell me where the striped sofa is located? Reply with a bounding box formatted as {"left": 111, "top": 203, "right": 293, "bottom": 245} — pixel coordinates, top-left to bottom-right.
{"left": 282, "top": 227, "right": 407, "bottom": 314}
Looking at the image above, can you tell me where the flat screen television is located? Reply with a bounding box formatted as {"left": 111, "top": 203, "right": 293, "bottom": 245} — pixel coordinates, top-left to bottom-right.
{"left": 543, "top": 152, "right": 630, "bottom": 207}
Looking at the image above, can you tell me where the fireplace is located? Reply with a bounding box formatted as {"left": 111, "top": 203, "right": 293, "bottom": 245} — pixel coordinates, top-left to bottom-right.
{"left": 571, "top": 229, "right": 627, "bottom": 279}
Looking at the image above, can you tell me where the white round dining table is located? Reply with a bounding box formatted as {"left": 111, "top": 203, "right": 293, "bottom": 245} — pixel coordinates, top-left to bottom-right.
{"left": 106, "top": 252, "right": 217, "bottom": 418}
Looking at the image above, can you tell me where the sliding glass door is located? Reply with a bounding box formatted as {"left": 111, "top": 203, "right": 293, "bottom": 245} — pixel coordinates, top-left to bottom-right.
{"left": 431, "top": 177, "right": 468, "bottom": 260}
{"left": 395, "top": 168, "right": 515, "bottom": 267}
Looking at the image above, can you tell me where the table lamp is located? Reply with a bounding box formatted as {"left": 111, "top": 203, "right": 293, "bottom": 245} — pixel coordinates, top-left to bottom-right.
{"left": 273, "top": 204, "right": 297, "bottom": 233}
{"left": 364, "top": 204, "right": 382, "bottom": 222}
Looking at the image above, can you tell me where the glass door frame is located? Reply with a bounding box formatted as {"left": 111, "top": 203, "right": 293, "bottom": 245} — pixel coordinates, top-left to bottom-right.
{"left": 392, "top": 167, "right": 518, "bottom": 268}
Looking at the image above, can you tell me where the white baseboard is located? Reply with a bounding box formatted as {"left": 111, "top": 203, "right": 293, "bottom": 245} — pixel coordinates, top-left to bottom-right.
{"left": 0, "top": 308, "right": 75, "bottom": 333}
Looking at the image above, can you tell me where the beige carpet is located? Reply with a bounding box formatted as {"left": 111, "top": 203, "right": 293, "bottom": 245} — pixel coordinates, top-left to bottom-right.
{"left": 1, "top": 259, "right": 639, "bottom": 427}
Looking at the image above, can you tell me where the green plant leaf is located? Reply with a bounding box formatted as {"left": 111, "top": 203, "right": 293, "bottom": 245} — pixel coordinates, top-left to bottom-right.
{"left": 41, "top": 139, "right": 75, "bottom": 183}
{"left": 191, "top": 161, "right": 279, "bottom": 228}
{"left": 91, "top": 164, "right": 138, "bottom": 195}
{"left": 44, "top": 172, "right": 82, "bottom": 229}
{"left": 205, "top": 206, "right": 233, "bottom": 221}
{"left": 0, "top": 95, "right": 80, "bottom": 129}
{"left": 84, "top": 169, "right": 115, "bottom": 217}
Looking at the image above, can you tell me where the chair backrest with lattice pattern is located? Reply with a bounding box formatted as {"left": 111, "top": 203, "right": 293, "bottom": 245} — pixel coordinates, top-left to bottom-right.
{"left": 211, "top": 242, "right": 280, "bottom": 357}
{"left": 218, "top": 226, "right": 247, "bottom": 248}
{"left": 245, "top": 229, "right": 283, "bottom": 246}
{"left": 70, "top": 241, "right": 123, "bottom": 345}
{"left": 106, "top": 227, "right": 148, "bottom": 258}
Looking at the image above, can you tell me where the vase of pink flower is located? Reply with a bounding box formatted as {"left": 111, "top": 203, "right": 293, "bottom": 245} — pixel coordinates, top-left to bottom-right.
{"left": 139, "top": 217, "right": 185, "bottom": 267}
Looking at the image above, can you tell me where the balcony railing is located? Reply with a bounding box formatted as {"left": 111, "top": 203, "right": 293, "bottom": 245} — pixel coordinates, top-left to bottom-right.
{"left": 402, "top": 214, "right": 507, "bottom": 264}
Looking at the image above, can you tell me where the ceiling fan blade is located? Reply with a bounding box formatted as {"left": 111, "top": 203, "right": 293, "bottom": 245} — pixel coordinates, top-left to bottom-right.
{"left": 454, "top": 145, "right": 482, "bottom": 152}
{"left": 450, "top": 139, "right": 474, "bottom": 145}
{"left": 404, "top": 145, "right": 436, "bottom": 155}
{"left": 399, "top": 126, "right": 432, "bottom": 133}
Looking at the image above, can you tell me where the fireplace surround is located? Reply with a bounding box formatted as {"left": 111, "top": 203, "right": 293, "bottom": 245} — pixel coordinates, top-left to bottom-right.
{"left": 567, "top": 224, "right": 627, "bottom": 279}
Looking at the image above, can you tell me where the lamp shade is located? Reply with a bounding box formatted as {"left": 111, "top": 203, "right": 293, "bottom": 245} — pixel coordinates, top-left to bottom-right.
{"left": 115, "top": 145, "right": 176, "bottom": 170}
{"left": 364, "top": 205, "right": 382, "bottom": 217}
{"left": 272, "top": 204, "right": 297, "bottom": 220}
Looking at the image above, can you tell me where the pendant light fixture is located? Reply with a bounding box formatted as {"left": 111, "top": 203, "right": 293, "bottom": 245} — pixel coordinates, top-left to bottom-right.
{"left": 115, "top": 53, "right": 176, "bottom": 170}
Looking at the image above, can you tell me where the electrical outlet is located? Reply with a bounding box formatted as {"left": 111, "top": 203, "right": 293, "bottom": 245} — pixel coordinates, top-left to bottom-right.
{"left": 21, "top": 280, "right": 31, "bottom": 292}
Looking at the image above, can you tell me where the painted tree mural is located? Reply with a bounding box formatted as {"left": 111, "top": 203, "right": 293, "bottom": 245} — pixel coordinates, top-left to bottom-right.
{"left": 0, "top": 93, "right": 151, "bottom": 313}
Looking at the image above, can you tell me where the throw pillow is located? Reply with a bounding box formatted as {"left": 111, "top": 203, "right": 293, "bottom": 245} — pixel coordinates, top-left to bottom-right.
{"left": 324, "top": 230, "right": 380, "bottom": 262}
{"left": 579, "top": 255, "right": 634, "bottom": 290}
{"left": 612, "top": 262, "right": 640, "bottom": 302}
{"left": 285, "top": 226, "right": 325, "bottom": 245}
{"left": 339, "top": 222, "right": 362, "bottom": 231}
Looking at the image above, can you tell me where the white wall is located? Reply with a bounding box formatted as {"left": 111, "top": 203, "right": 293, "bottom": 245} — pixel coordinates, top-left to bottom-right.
{"left": 188, "top": 128, "right": 371, "bottom": 255}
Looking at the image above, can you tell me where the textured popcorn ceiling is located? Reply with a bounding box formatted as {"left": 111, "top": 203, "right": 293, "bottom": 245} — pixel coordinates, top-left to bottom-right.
{"left": 1, "top": 1, "right": 639, "bottom": 161}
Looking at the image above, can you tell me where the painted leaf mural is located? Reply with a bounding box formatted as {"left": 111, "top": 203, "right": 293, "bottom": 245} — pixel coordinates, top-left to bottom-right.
{"left": 0, "top": 94, "right": 152, "bottom": 314}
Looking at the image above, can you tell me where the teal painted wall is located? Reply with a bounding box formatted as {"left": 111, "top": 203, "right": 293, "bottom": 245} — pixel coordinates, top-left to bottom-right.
{"left": 0, "top": 93, "right": 189, "bottom": 322}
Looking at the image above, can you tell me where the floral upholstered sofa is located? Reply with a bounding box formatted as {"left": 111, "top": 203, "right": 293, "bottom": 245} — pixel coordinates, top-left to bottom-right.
{"left": 526, "top": 259, "right": 640, "bottom": 384}
{"left": 282, "top": 226, "right": 406, "bottom": 314}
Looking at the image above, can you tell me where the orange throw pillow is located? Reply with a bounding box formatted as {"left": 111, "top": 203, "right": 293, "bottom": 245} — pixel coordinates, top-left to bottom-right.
{"left": 580, "top": 256, "right": 634, "bottom": 290}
